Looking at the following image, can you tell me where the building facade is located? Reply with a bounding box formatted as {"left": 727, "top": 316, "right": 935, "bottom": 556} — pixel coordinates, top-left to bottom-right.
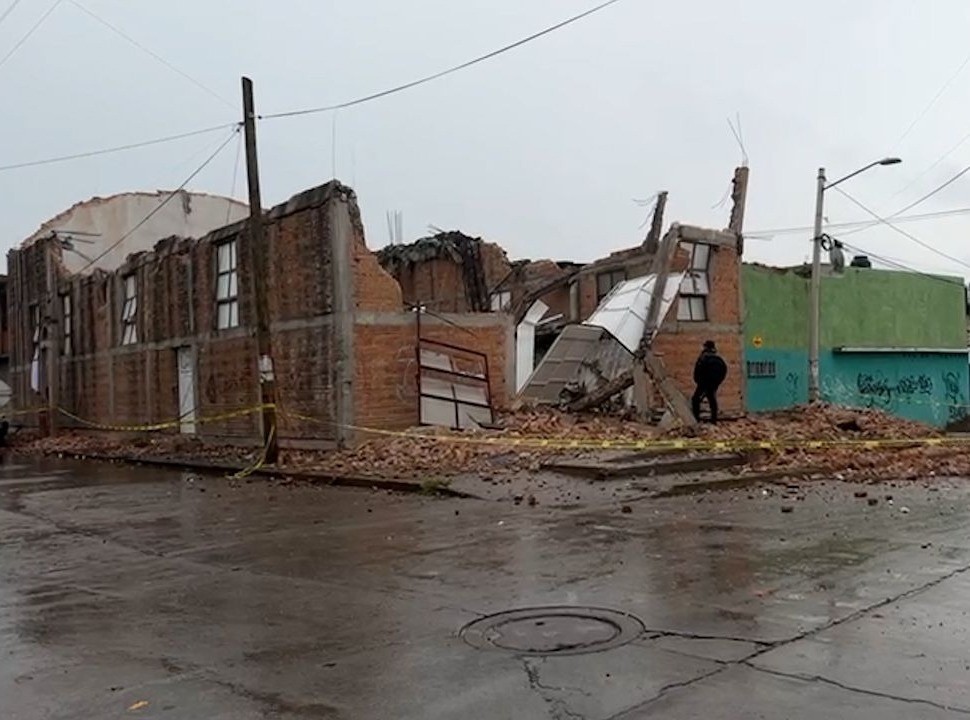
{"left": 743, "top": 264, "right": 970, "bottom": 427}
{"left": 7, "top": 182, "right": 511, "bottom": 446}
{"left": 379, "top": 225, "right": 746, "bottom": 415}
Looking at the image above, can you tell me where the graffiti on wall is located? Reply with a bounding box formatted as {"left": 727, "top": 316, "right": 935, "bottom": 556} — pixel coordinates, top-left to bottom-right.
{"left": 941, "top": 371, "right": 968, "bottom": 424}
{"left": 855, "top": 372, "right": 932, "bottom": 409}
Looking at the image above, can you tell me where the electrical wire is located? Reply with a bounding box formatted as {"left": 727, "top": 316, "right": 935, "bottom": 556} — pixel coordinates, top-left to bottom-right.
{"left": 0, "top": 0, "right": 61, "bottom": 72}
{"left": 0, "top": 122, "right": 238, "bottom": 172}
{"left": 895, "top": 49, "right": 970, "bottom": 148}
{"left": 68, "top": 0, "right": 233, "bottom": 108}
{"left": 259, "top": 0, "right": 626, "bottom": 121}
{"left": 76, "top": 127, "right": 239, "bottom": 273}
{"left": 831, "top": 166, "right": 970, "bottom": 239}
{"left": 836, "top": 238, "right": 966, "bottom": 288}
{"left": 746, "top": 205, "right": 970, "bottom": 239}
{"left": 891, "top": 162, "right": 970, "bottom": 217}
{"left": 832, "top": 186, "right": 970, "bottom": 271}
{"left": 0, "top": 0, "right": 24, "bottom": 28}
{"left": 225, "top": 130, "right": 243, "bottom": 225}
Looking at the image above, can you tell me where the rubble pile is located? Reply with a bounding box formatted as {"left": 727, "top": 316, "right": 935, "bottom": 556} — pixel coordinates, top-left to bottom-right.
{"left": 701, "top": 404, "right": 962, "bottom": 482}
{"left": 695, "top": 403, "right": 937, "bottom": 443}
{"left": 13, "top": 431, "right": 254, "bottom": 465}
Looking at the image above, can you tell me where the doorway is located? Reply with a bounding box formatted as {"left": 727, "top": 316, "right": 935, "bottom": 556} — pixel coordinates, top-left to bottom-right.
{"left": 176, "top": 347, "right": 197, "bottom": 434}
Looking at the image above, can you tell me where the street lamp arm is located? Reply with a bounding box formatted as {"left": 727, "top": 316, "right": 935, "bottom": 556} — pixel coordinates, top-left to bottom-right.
{"left": 824, "top": 157, "right": 902, "bottom": 191}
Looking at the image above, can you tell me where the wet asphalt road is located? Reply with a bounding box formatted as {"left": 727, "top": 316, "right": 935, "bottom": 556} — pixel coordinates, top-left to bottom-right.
{"left": 3, "top": 457, "right": 970, "bottom": 719}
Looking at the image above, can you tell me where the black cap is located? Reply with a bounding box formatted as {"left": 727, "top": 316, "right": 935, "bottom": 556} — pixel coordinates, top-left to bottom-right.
{"left": 703, "top": 340, "right": 716, "bottom": 351}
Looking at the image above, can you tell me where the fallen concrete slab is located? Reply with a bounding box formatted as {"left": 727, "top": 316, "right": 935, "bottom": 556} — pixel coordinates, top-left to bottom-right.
{"left": 541, "top": 452, "right": 749, "bottom": 480}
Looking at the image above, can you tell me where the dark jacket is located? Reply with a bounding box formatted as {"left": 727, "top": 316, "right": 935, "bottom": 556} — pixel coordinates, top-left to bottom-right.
{"left": 694, "top": 350, "right": 727, "bottom": 389}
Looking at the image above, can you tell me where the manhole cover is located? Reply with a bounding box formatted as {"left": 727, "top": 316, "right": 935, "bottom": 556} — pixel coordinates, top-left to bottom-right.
{"left": 460, "top": 606, "right": 644, "bottom": 656}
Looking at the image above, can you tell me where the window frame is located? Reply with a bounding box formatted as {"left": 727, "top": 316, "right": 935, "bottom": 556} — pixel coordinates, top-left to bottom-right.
{"left": 215, "top": 239, "right": 240, "bottom": 330}
{"left": 490, "top": 290, "right": 512, "bottom": 312}
{"left": 121, "top": 273, "right": 138, "bottom": 346}
{"left": 677, "top": 242, "right": 712, "bottom": 322}
{"left": 61, "top": 293, "right": 73, "bottom": 356}
{"left": 746, "top": 360, "right": 777, "bottom": 378}
{"left": 595, "top": 268, "right": 627, "bottom": 304}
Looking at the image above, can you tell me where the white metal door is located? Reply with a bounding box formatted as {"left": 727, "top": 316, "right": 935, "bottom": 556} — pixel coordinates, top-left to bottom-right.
{"left": 177, "top": 348, "right": 196, "bottom": 434}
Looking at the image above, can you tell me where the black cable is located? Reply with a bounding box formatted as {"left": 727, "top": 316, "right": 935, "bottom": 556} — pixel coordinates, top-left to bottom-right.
{"left": 0, "top": 0, "right": 61, "bottom": 72}
{"left": 0, "top": 122, "right": 238, "bottom": 172}
{"left": 832, "top": 187, "right": 970, "bottom": 271}
{"left": 836, "top": 238, "right": 966, "bottom": 288}
{"left": 68, "top": 0, "right": 233, "bottom": 108}
{"left": 259, "top": 0, "right": 625, "bottom": 120}
{"left": 76, "top": 127, "right": 239, "bottom": 273}
{"left": 0, "top": 0, "right": 24, "bottom": 28}
{"left": 746, "top": 206, "right": 970, "bottom": 239}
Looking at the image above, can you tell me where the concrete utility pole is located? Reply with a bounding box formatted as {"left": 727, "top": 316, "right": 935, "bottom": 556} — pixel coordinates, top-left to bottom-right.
{"left": 808, "top": 158, "right": 901, "bottom": 403}
{"left": 808, "top": 167, "right": 826, "bottom": 404}
{"left": 242, "top": 77, "right": 279, "bottom": 463}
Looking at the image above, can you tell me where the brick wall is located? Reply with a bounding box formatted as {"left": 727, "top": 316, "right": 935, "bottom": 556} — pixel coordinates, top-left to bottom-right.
{"left": 652, "top": 238, "right": 744, "bottom": 414}
{"left": 354, "top": 313, "right": 511, "bottom": 432}
{"left": 8, "top": 184, "right": 357, "bottom": 445}
{"left": 380, "top": 238, "right": 512, "bottom": 313}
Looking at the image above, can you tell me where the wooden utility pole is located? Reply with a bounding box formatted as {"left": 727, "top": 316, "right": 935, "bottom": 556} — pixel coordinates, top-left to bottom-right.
{"left": 242, "top": 76, "right": 279, "bottom": 463}
{"left": 642, "top": 191, "right": 668, "bottom": 253}
{"left": 44, "top": 235, "right": 59, "bottom": 434}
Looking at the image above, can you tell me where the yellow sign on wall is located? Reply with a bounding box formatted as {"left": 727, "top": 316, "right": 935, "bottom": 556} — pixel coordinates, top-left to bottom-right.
{"left": 752, "top": 335, "right": 764, "bottom": 348}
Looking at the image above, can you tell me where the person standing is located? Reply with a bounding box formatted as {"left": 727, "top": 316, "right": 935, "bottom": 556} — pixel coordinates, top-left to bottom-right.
{"left": 692, "top": 340, "right": 727, "bottom": 423}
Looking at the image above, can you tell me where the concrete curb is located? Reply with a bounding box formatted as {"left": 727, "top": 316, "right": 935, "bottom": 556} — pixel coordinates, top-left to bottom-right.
{"left": 10, "top": 449, "right": 478, "bottom": 499}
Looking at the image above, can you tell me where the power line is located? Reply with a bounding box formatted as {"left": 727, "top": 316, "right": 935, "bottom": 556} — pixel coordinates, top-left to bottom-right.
{"left": 0, "top": 0, "right": 61, "bottom": 72}
{"left": 68, "top": 0, "right": 233, "bottom": 108}
{"left": 0, "top": 0, "right": 24, "bottom": 28}
{"left": 837, "top": 238, "right": 966, "bottom": 288}
{"left": 77, "top": 127, "right": 239, "bottom": 273}
{"left": 832, "top": 186, "right": 970, "bottom": 271}
{"left": 889, "top": 127, "right": 970, "bottom": 202}
{"left": 746, "top": 205, "right": 970, "bottom": 239}
{"left": 836, "top": 163, "right": 970, "bottom": 239}
{"left": 225, "top": 130, "right": 243, "bottom": 225}
{"left": 892, "top": 161, "right": 970, "bottom": 217}
{"left": 0, "top": 122, "right": 237, "bottom": 172}
{"left": 894, "top": 48, "right": 970, "bottom": 148}
{"left": 260, "top": 0, "right": 626, "bottom": 121}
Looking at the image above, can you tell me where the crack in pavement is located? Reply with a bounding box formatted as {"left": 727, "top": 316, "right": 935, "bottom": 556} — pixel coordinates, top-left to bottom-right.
{"left": 522, "top": 658, "right": 592, "bottom": 720}
{"left": 609, "top": 559, "right": 970, "bottom": 716}
{"left": 745, "top": 663, "right": 970, "bottom": 715}
{"left": 603, "top": 666, "right": 729, "bottom": 720}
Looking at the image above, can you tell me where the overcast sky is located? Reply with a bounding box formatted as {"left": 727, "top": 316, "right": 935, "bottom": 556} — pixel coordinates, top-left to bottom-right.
{"left": 2, "top": 0, "right": 970, "bottom": 278}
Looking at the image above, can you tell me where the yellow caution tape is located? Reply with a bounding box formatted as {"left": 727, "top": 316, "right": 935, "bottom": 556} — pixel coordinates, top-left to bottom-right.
{"left": 6, "top": 401, "right": 969, "bottom": 455}
{"left": 56, "top": 404, "right": 273, "bottom": 433}
{"left": 229, "top": 424, "right": 276, "bottom": 480}
{"left": 275, "top": 407, "right": 969, "bottom": 453}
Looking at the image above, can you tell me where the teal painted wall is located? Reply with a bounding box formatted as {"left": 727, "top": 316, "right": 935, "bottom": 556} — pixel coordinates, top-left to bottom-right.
{"left": 746, "top": 348, "right": 968, "bottom": 426}
{"left": 743, "top": 265, "right": 970, "bottom": 427}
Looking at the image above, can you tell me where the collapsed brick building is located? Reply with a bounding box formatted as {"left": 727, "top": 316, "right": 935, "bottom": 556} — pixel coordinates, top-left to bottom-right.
{"left": 7, "top": 182, "right": 511, "bottom": 447}
{"left": 376, "top": 180, "right": 748, "bottom": 416}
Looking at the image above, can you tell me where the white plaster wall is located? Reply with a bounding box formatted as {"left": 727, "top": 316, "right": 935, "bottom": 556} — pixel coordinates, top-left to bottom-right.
{"left": 23, "top": 191, "right": 248, "bottom": 274}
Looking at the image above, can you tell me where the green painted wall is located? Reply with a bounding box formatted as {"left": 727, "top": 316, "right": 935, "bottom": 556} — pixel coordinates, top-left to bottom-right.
{"left": 743, "top": 265, "right": 967, "bottom": 349}
{"left": 742, "top": 264, "right": 970, "bottom": 427}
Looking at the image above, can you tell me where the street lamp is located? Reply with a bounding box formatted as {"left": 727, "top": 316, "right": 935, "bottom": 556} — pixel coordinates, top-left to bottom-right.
{"left": 808, "top": 157, "right": 901, "bottom": 403}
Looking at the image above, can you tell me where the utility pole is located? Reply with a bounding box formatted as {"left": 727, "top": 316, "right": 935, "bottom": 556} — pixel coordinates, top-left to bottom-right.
{"left": 44, "top": 235, "right": 59, "bottom": 434}
{"left": 808, "top": 167, "right": 825, "bottom": 404}
{"left": 808, "top": 157, "right": 900, "bottom": 404}
{"left": 642, "top": 191, "right": 668, "bottom": 253}
{"left": 241, "top": 76, "right": 279, "bottom": 463}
